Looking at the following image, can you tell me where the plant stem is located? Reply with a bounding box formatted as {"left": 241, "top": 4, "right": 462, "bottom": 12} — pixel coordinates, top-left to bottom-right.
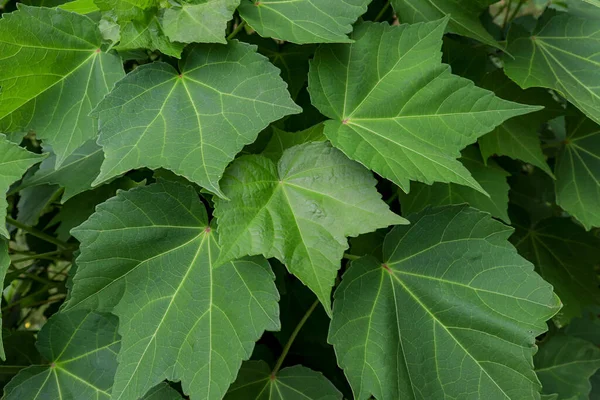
{"left": 508, "top": 0, "right": 525, "bottom": 24}
{"left": 0, "top": 365, "right": 28, "bottom": 375}
{"left": 386, "top": 191, "right": 399, "bottom": 205}
{"left": 374, "top": 0, "right": 391, "bottom": 22}
{"left": 272, "top": 299, "right": 319, "bottom": 376}
{"left": 343, "top": 253, "right": 360, "bottom": 261}
{"left": 502, "top": 0, "right": 514, "bottom": 28}
{"left": 11, "top": 249, "right": 66, "bottom": 263}
{"left": 227, "top": 20, "right": 246, "bottom": 41}
{"left": 5, "top": 217, "right": 70, "bottom": 249}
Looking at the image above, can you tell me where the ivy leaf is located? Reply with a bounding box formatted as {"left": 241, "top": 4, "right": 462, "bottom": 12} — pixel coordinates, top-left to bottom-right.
{"left": 478, "top": 70, "right": 558, "bottom": 177}
{"left": 329, "top": 205, "right": 559, "bottom": 400}
{"left": 225, "top": 361, "right": 342, "bottom": 399}
{"left": 3, "top": 310, "right": 120, "bottom": 400}
{"left": 0, "top": 135, "right": 46, "bottom": 239}
{"left": 142, "top": 383, "right": 183, "bottom": 400}
{"left": 162, "top": 0, "right": 240, "bottom": 44}
{"left": 555, "top": 113, "right": 600, "bottom": 230}
{"left": 93, "top": 42, "right": 300, "bottom": 196}
{"left": 535, "top": 334, "right": 600, "bottom": 400}
{"left": 308, "top": 20, "right": 540, "bottom": 194}
{"left": 18, "top": 140, "right": 103, "bottom": 203}
{"left": 238, "top": 0, "right": 371, "bottom": 44}
{"left": 0, "top": 240, "right": 9, "bottom": 360}
{"left": 67, "top": 180, "right": 280, "bottom": 400}
{"left": 504, "top": 12, "right": 600, "bottom": 125}
{"left": 390, "top": 0, "right": 501, "bottom": 48}
{"left": 262, "top": 123, "right": 326, "bottom": 161}
{"left": 215, "top": 142, "right": 406, "bottom": 313}
{"left": 0, "top": 6, "right": 125, "bottom": 166}
{"left": 511, "top": 216, "right": 600, "bottom": 326}
{"left": 399, "top": 146, "right": 511, "bottom": 222}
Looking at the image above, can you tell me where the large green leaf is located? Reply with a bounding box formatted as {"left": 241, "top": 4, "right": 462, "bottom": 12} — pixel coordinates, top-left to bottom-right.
{"left": 0, "top": 240, "right": 9, "bottom": 360}
{"left": 225, "top": 361, "right": 342, "bottom": 399}
{"left": 329, "top": 205, "right": 559, "bottom": 400}
{"left": 215, "top": 142, "right": 405, "bottom": 313}
{"left": 162, "top": 0, "right": 239, "bottom": 44}
{"left": 535, "top": 334, "right": 600, "bottom": 400}
{"left": 504, "top": 12, "right": 600, "bottom": 125}
{"left": 399, "top": 146, "right": 511, "bottom": 222}
{"left": 511, "top": 216, "right": 600, "bottom": 325}
{"left": 391, "top": 0, "right": 500, "bottom": 48}
{"left": 478, "top": 70, "right": 558, "bottom": 177}
{"left": 117, "top": 14, "right": 186, "bottom": 58}
{"left": 67, "top": 180, "right": 280, "bottom": 400}
{"left": 0, "top": 6, "right": 125, "bottom": 166}
{"left": 308, "top": 20, "right": 540, "bottom": 194}
{"left": 238, "top": 0, "right": 371, "bottom": 44}
{"left": 554, "top": 113, "right": 600, "bottom": 230}
{"left": 93, "top": 42, "right": 300, "bottom": 196}
{"left": 3, "top": 310, "right": 120, "bottom": 400}
{"left": 262, "top": 124, "right": 326, "bottom": 161}
{"left": 0, "top": 135, "right": 46, "bottom": 239}
{"left": 18, "top": 140, "right": 103, "bottom": 203}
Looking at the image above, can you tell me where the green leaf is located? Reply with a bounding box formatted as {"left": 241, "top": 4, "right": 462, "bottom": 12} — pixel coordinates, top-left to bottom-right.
{"left": 504, "top": 12, "right": 600, "bottom": 125}
{"left": 162, "top": 0, "right": 240, "bottom": 44}
{"left": 93, "top": 42, "right": 301, "bottom": 196}
{"left": 225, "top": 361, "right": 342, "bottom": 399}
{"left": 16, "top": 184, "right": 62, "bottom": 226}
{"left": 117, "top": 14, "right": 186, "bottom": 58}
{"left": 511, "top": 216, "right": 600, "bottom": 326}
{"left": 19, "top": 140, "right": 103, "bottom": 203}
{"left": 58, "top": 0, "right": 100, "bottom": 14}
{"left": 0, "top": 240, "right": 9, "bottom": 360}
{"left": 3, "top": 310, "right": 120, "bottom": 400}
{"left": 308, "top": 20, "right": 540, "bottom": 194}
{"left": 555, "top": 113, "right": 600, "bottom": 230}
{"left": 215, "top": 142, "right": 406, "bottom": 313}
{"left": 509, "top": 169, "right": 557, "bottom": 224}
{"left": 329, "top": 205, "right": 559, "bottom": 400}
{"left": 67, "top": 180, "right": 280, "bottom": 400}
{"left": 262, "top": 124, "right": 326, "bottom": 161}
{"left": 0, "top": 6, "right": 125, "bottom": 166}
{"left": 0, "top": 135, "right": 46, "bottom": 239}
{"left": 142, "top": 383, "right": 183, "bottom": 400}
{"left": 478, "top": 69, "right": 559, "bottom": 177}
{"left": 442, "top": 37, "right": 495, "bottom": 84}
{"left": 535, "top": 335, "right": 600, "bottom": 400}
{"left": 399, "top": 146, "right": 511, "bottom": 222}
{"left": 95, "top": 0, "right": 156, "bottom": 20}
{"left": 390, "top": 0, "right": 501, "bottom": 48}
{"left": 238, "top": 0, "right": 371, "bottom": 44}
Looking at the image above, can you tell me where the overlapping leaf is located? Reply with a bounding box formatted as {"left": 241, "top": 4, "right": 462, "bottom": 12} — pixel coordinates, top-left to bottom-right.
{"left": 0, "top": 135, "right": 45, "bottom": 238}
{"left": 399, "top": 146, "right": 511, "bottom": 222}
{"left": 0, "top": 6, "right": 125, "bottom": 166}
{"left": 238, "top": 0, "right": 371, "bottom": 44}
{"left": 68, "top": 180, "right": 280, "bottom": 400}
{"left": 18, "top": 140, "right": 103, "bottom": 203}
{"left": 329, "top": 205, "right": 559, "bottom": 400}
{"left": 308, "top": 20, "right": 540, "bottom": 194}
{"left": 143, "top": 383, "right": 183, "bottom": 400}
{"left": 162, "top": 0, "right": 240, "bottom": 44}
{"left": 391, "top": 0, "right": 500, "bottom": 48}
{"left": 215, "top": 142, "right": 405, "bottom": 313}
{"left": 93, "top": 41, "right": 300, "bottom": 196}
{"left": 554, "top": 113, "right": 600, "bottom": 229}
{"left": 3, "top": 310, "right": 120, "bottom": 400}
{"left": 535, "top": 335, "right": 600, "bottom": 400}
{"left": 479, "top": 70, "right": 559, "bottom": 177}
{"left": 504, "top": 12, "right": 600, "bottom": 125}
{"left": 225, "top": 361, "right": 342, "bottom": 399}
{"left": 262, "top": 123, "right": 325, "bottom": 161}
{"left": 511, "top": 216, "right": 600, "bottom": 325}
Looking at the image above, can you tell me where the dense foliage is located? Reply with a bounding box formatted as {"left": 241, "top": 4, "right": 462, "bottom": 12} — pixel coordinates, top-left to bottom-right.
{"left": 0, "top": 0, "right": 599, "bottom": 399}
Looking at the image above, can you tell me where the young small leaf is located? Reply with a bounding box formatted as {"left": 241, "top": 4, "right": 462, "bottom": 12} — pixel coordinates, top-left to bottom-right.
{"left": 3, "top": 310, "right": 120, "bottom": 400}
{"left": 308, "top": 20, "right": 540, "bottom": 194}
{"left": 0, "top": 6, "right": 125, "bottom": 166}
{"left": 0, "top": 135, "right": 46, "bottom": 238}
{"left": 238, "top": 0, "right": 371, "bottom": 44}
{"left": 215, "top": 142, "right": 406, "bottom": 313}
{"left": 225, "top": 361, "right": 342, "bottom": 399}
{"left": 68, "top": 180, "right": 280, "bottom": 400}
{"left": 329, "top": 205, "right": 559, "bottom": 399}
{"left": 93, "top": 41, "right": 300, "bottom": 196}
